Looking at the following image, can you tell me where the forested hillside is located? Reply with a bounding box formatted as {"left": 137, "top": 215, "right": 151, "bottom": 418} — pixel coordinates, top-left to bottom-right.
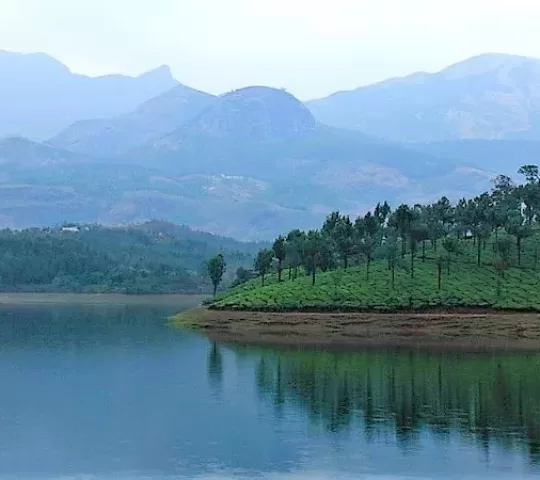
{"left": 0, "top": 221, "right": 261, "bottom": 294}
{"left": 211, "top": 165, "right": 540, "bottom": 311}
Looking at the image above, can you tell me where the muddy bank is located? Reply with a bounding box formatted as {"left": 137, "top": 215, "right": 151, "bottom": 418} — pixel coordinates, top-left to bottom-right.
{"left": 174, "top": 309, "right": 540, "bottom": 351}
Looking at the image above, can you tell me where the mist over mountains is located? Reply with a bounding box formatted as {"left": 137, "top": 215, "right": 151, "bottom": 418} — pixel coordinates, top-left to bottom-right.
{"left": 0, "top": 50, "right": 178, "bottom": 139}
{"left": 307, "top": 53, "right": 540, "bottom": 142}
{"left": 2, "top": 50, "right": 540, "bottom": 239}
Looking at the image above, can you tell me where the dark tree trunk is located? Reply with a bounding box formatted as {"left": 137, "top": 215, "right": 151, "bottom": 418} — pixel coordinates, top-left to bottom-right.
{"left": 343, "top": 255, "right": 348, "bottom": 270}
{"left": 447, "top": 257, "right": 450, "bottom": 275}
{"left": 366, "top": 257, "right": 371, "bottom": 281}
{"left": 437, "top": 262, "right": 442, "bottom": 291}
{"left": 277, "top": 260, "right": 282, "bottom": 282}
{"left": 535, "top": 247, "right": 538, "bottom": 270}
{"left": 311, "top": 256, "right": 316, "bottom": 286}
{"left": 288, "top": 266, "right": 292, "bottom": 280}
{"left": 477, "top": 238, "right": 481, "bottom": 266}
{"left": 391, "top": 265, "right": 395, "bottom": 289}
{"left": 422, "top": 241, "right": 426, "bottom": 262}
{"left": 213, "top": 283, "right": 217, "bottom": 297}
{"left": 410, "top": 252, "right": 415, "bottom": 279}
{"left": 401, "top": 237, "right": 406, "bottom": 257}
{"left": 517, "top": 237, "right": 522, "bottom": 266}
{"left": 261, "top": 274, "right": 265, "bottom": 287}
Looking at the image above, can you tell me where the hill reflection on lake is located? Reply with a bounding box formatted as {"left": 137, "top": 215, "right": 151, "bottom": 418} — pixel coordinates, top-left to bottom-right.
{"left": 226, "top": 343, "right": 540, "bottom": 466}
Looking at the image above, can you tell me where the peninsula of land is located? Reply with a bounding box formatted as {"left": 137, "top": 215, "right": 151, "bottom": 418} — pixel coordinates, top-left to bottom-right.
{"left": 177, "top": 169, "right": 540, "bottom": 351}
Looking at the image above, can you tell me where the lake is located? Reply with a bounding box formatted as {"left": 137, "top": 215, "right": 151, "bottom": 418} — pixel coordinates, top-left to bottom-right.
{"left": 0, "top": 298, "right": 539, "bottom": 479}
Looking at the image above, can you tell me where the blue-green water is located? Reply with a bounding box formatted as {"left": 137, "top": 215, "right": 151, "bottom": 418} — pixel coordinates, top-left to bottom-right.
{"left": 0, "top": 301, "right": 539, "bottom": 479}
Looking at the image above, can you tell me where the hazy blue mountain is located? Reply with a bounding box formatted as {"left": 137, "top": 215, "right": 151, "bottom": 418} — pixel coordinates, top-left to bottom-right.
{"left": 307, "top": 53, "right": 540, "bottom": 142}
{"left": 410, "top": 139, "right": 540, "bottom": 177}
{"left": 0, "top": 86, "right": 518, "bottom": 240}
{"left": 50, "top": 84, "right": 215, "bottom": 157}
{"left": 117, "top": 87, "right": 496, "bottom": 234}
{"left": 0, "top": 50, "right": 178, "bottom": 139}
{"left": 0, "top": 135, "right": 329, "bottom": 238}
{"left": 182, "top": 86, "right": 317, "bottom": 140}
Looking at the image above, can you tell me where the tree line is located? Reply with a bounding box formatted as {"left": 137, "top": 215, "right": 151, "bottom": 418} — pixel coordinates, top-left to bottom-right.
{"left": 208, "top": 165, "right": 540, "bottom": 295}
{"left": 0, "top": 222, "right": 256, "bottom": 294}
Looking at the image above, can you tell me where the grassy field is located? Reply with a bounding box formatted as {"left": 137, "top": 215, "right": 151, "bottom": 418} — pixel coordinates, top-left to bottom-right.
{"left": 208, "top": 235, "right": 540, "bottom": 312}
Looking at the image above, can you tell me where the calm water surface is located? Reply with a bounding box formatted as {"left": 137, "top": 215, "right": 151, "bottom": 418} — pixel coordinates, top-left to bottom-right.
{"left": 0, "top": 300, "right": 539, "bottom": 479}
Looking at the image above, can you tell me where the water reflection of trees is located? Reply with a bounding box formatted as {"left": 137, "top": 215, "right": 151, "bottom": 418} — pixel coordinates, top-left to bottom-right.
{"left": 236, "top": 346, "right": 540, "bottom": 462}
{"left": 208, "top": 342, "right": 223, "bottom": 393}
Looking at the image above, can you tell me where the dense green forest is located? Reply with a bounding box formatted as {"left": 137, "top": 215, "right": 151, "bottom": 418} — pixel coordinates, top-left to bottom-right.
{"left": 210, "top": 165, "right": 540, "bottom": 311}
{"left": 0, "top": 221, "right": 261, "bottom": 294}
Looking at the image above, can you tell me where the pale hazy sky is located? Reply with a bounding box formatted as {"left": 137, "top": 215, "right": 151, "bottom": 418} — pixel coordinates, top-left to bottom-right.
{"left": 1, "top": 0, "right": 539, "bottom": 99}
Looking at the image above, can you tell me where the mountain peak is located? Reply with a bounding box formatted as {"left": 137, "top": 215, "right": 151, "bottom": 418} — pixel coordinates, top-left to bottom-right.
{"left": 189, "top": 86, "right": 317, "bottom": 141}
{"left": 139, "top": 64, "right": 175, "bottom": 82}
{"left": 0, "top": 50, "right": 179, "bottom": 139}
{"left": 441, "top": 52, "right": 540, "bottom": 80}
{"left": 307, "top": 52, "right": 540, "bottom": 142}
{"left": 0, "top": 50, "right": 71, "bottom": 76}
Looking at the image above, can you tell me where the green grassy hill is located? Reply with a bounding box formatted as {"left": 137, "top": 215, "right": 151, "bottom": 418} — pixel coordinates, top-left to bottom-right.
{"left": 209, "top": 234, "right": 540, "bottom": 312}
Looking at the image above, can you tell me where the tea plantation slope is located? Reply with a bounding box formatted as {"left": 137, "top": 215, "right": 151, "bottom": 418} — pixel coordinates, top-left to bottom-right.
{"left": 209, "top": 252, "right": 540, "bottom": 312}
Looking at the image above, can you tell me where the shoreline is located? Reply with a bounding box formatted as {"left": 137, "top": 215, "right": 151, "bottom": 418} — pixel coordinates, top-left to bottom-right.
{"left": 174, "top": 308, "right": 540, "bottom": 352}
{"left": 0, "top": 292, "right": 208, "bottom": 306}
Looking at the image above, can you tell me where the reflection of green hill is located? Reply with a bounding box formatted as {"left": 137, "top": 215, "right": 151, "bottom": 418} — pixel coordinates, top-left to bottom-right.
{"left": 228, "top": 345, "right": 540, "bottom": 461}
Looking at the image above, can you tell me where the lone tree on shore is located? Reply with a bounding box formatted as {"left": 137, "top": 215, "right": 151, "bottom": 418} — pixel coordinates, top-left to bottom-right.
{"left": 206, "top": 253, "right": 226, "bottom": 296}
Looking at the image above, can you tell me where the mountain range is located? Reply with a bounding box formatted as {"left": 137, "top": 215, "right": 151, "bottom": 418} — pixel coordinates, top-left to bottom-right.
{"left": 51, "top": 83, "right": 215, "bottom": 156}
{"left": 307, "top": 53, "right": 540, "bottom": 142}
{"left": 1, "top": 51, "right": 540, "bottom": 240}
{"left": 0, "top": 50, "right": 178, "bottom": 139}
